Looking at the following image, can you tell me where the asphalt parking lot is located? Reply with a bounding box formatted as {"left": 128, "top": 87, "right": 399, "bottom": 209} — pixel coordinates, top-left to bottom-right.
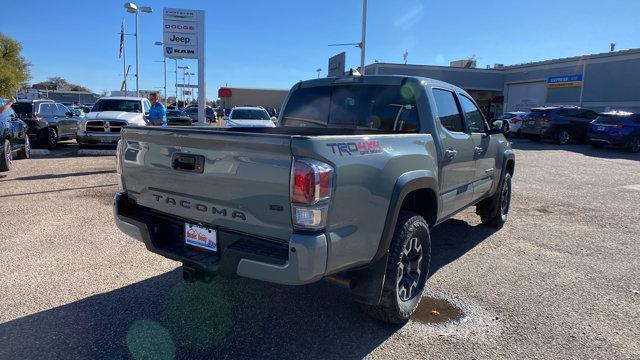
{"left": 0, "top": 139, "right": 638, "bottom": 360}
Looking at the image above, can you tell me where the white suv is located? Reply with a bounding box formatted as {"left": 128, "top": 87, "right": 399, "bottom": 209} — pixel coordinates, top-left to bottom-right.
{"left": 77, "top": 97, "right": 150, "bottom": 147}
{"left": 224, "top": 106, "right": 275, "bottom": 128}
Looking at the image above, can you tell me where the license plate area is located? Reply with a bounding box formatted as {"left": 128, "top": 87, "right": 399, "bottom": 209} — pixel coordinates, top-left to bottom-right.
{"left": 100, "top": 138, "right": 114, "bottom": 143}
{"left": 185, "top": 223, "right": 217, "bottom": 252}
{"left": 596, "top": 126, "right": 605, "bottom": 131}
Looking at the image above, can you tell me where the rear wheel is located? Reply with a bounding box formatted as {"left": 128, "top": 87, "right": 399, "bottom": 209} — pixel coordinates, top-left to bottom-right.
{"left": 45, "top": 127, "right": 58, "bottom": 150}
{"left": 555, "top": 129, "right": 571, "bottom": 145}
{"left": 0, "top": 139, "right": 12, "bottom": 172}
{"left": 16, "top": 136, "right": 30, "bottom": 159}
{"left": 627, "top": 137, "right": 640, "bottom": 153}
{"left": 360, "top": 211, "right": 431, "bottom": 324}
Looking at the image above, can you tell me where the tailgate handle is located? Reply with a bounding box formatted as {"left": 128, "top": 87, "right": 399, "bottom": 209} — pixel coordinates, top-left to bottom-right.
{"left": 172, "top": 153, "right": 205, "bottom": 173}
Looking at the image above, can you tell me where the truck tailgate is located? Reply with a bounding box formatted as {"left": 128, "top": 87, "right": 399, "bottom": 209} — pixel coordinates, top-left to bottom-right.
{"left": 120, "top": 127, "right": 293, "bottom": 241}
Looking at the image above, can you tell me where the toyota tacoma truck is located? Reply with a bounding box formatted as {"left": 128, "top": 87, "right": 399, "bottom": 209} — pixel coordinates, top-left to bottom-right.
{"left": 114, "top": 75, "right": 515, "bottom": 323}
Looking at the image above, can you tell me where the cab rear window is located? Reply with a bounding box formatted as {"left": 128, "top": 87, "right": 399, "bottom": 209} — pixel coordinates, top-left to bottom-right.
{"left": 12, "top": 102, "right": 33, "bottom": 116}
{"left": 281, "top": 84, "right": 419, "bottom": 132}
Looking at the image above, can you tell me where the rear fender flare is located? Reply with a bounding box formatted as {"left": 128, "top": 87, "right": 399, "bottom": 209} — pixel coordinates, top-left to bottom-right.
{"left": 372, "top": 170, "right": 438, "bottom": 264}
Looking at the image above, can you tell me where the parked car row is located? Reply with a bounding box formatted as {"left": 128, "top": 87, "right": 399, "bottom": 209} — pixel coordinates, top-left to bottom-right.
{"left": 496, "top": 106, "right": 640, "bottom": 153}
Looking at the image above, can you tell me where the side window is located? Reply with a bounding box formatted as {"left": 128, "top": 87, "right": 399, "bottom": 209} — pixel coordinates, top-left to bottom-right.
{"left": 432, "top": 88, "right": 464, "bottom": 133}
{"left": 56, "top": 104, "right": 69, "bottom": 116}
{"left": 458, "top": 95, "right": 486, "bottom": 133}
{"left": 143, "top": 101, "right": 150, "bottom": 113}
{"left": 581, "top": 110, "right": 598, "bottom": 120}
{"left": 39, "top": 104, "right": 53, "bottom": 115}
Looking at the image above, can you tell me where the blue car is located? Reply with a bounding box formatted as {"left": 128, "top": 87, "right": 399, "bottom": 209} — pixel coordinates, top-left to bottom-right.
{"left": 588, "top": 111, "right": 640, "bottom": 153}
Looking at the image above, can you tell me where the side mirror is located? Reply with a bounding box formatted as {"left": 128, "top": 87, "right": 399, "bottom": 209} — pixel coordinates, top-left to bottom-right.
{"left": 270, "top": 116, "right": 277, "bottom": 122}
{"left": 144, "top": 112, "right": 150, "bottom": 117}
{"left": 66, "top": 111, "right": 75, "bottom": 117}
{"left": 489, "top": 120, "right": 504, "bottom": 134}
{"left": 223, "top": 116, "right": 229, "bottom": 121}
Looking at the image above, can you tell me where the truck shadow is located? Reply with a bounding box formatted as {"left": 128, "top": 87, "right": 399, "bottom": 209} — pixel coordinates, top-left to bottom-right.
{"left": 0, "top": 219, "right": 492, "bottom": 360}
{"left": 509, "top": 138, "right": 640, "bottom": 161}
{"left": 429, "top": 218, "right": 498, "bottom": 278}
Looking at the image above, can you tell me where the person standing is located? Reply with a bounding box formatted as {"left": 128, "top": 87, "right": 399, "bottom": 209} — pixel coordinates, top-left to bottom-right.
{"left": 145, "top": 92, "right": 166, "bottom": 127}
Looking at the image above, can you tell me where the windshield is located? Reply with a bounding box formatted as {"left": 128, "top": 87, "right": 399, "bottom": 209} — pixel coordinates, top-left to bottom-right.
{"left": 230, "top": 109, "right": 270, "bottom": 120}
{"left": 281, "top": 84, "right": 419, "bottom": 131}
{"left": 91, "top": 99, "right": 142, "bottom": 113}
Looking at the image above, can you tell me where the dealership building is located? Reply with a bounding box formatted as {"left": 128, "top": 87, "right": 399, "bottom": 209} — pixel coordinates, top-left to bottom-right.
{"left": 364, "top": 48, "right": 640, "bottom": 116}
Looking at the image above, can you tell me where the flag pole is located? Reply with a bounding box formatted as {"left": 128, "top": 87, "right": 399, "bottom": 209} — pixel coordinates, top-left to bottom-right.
{"left": 122, "top": 19, "right": 127, "bottom": 97}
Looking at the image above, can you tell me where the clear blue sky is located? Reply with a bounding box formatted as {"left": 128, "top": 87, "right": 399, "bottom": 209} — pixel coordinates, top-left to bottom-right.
{"left": 2, "top": 0, "right": 639, "bottom": 98}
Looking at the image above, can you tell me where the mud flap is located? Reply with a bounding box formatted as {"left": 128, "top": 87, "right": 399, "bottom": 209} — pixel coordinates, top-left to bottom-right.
{"left": 345, "top": 252, "right": 389, "bottom": 305}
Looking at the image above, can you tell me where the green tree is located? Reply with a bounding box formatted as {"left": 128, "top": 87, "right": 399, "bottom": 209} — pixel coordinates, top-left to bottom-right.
{"left": 32, "top": 76, "right": 91, "bottom": 92}
{"left": 0, "top": 33, "right": 30, "bottom": 97}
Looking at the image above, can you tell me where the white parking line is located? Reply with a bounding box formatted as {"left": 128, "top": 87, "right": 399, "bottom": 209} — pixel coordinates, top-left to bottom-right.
{"left": 623, "top": 184, "right": 640, "bottom": 191}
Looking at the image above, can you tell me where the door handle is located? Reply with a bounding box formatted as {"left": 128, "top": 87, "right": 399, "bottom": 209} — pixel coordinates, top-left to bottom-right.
{"left": 445, "top": 148, "right": 458, "bottom": 159}
{"left": 474, "top": 146, "right": 484, "bottom": 154}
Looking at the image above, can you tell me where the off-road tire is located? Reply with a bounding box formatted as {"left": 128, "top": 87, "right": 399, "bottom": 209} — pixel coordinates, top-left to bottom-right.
{"left": 45, "top": 127, "right": 58, "bottom": 150}
{"left": 16, "top": 136, "right": 30, "bottom": 159}
{"left": 479, "top": 173, "right": 512, "bottom": 228}
{"left": 0, "top": 139, "right": 12, "bottom": 172}
{"left": 360, "top": 211, "right": 431, "bottom": 324}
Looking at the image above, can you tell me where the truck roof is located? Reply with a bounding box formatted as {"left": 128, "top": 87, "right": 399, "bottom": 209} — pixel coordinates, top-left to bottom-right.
{"left": 293, "top": 74, "right": 469, "bottom": 96}
{"left": 98, "top": 96, "right": 146, "bottom": 101}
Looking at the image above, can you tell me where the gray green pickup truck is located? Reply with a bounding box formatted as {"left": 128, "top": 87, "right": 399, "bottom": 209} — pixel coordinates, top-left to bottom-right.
{"left": 114, "top": 75, "right": 515, "bottom": 323}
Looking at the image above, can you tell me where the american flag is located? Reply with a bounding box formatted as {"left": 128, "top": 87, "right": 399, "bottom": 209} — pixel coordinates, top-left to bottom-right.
{"left": 119, "top": 20, "right": 124, "bottom": 58}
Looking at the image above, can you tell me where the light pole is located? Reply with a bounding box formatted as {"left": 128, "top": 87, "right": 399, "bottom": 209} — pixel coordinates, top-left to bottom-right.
{"left": 187, "top": 72, "right": 195, "bottom": 103}
{"left": 154, "top": 41, "right": 167, "bottom": 105}
{"left": 316, "top": 68, "right": 322, "bottom": 78}
{"left": 177, "top": 65, "right": 190, "bottom": 108}
{"left": 124, "top": 3, "right": 152, "bottom": 96}
{"left": 328, "top": 0, "right": 367, "bottom": 74}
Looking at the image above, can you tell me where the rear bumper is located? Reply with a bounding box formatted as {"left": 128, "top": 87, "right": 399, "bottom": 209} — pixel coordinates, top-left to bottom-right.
{"left": 113, "top": 192, "right": 328, "bottom": 285}
{"left": 77, "top": 131, "right": 121, "bottom": 145}
{"left": 588, "top": 133, "right": 628, "bottom": 146}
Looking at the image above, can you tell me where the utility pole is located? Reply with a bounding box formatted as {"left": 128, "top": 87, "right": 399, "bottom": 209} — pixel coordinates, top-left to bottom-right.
{"left": 174, "top": 59, "right": 178, "bottom": 106}
{"left": 360, "top": 0, "right": 367, "bottom": 74}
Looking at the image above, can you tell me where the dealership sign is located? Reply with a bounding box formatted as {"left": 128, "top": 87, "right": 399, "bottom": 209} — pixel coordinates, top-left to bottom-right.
{"left": 163, "top": 9, "right": 200, "bottom": 59}
{"left": 163, "top": 8, "right": 207, "bottom": 124}
{"left": 547, "top": 74, "right": 583, "bottom": 89}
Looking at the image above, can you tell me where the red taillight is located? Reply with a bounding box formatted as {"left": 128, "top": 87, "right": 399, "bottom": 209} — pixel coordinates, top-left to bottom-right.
{"left": 613, "top": 124, "right": 625, "bottom": 129}
{"left": 291, "top": 158, "right": 333, "bottom": 230}
{"left": 35, "top": 115, "right": 43, "bottom": 122}
{"left": 510, "top": 118, "right": 518, "bottom": 124}
{"left": 292, "top": 158, "right": 333, "bottom": 205}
